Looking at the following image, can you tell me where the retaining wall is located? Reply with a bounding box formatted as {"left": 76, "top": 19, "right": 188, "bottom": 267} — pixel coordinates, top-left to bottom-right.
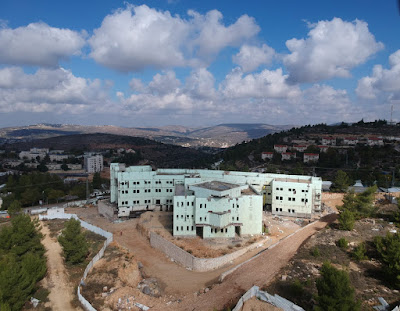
{"left": 150, "top": 231, "right": 272, "bottom": 272}
{"left": 39, "top": 212, "right": 113, "bottom": 311}
{"left": 97, "top": 200, "right": 115, "bottom": 219}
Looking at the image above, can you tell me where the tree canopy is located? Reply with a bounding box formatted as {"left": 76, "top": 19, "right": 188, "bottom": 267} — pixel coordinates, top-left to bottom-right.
{"left": 58, "top": 218, "right": 89, "bottom": 265}
{"left": 315, "top": 262, "right": 360, "bottom": 311}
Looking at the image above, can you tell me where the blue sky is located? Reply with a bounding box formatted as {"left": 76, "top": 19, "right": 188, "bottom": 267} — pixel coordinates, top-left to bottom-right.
{"left": 0, "top": 0, "right": 399, "bottom": 127}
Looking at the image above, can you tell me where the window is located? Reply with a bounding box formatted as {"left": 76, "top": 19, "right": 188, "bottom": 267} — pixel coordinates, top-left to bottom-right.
{"left": 225, "top": 228, "right": 227, "bottom": 233}
{"left": 301, "top": 198, "right": 304, "bottom": 202}
{"left": 204, "top": 217, "right": 207, "bottom": 221}
{"left": 236, "top": 204, "right": 239, "bottom": 208}
{"left": 181, "top": 226, "right": 183, "bottom": 231}
{"left": 137, "top": 190, "right": 140, "bottom": 193}
{"left": 205, "top": 204, "right": 207, "bottom": 208}
{"left": 181, "top": 215, "right": 183, "bottom": 218}
{"left": 280, "top": 208, "right": 282, "bottom": 212}
{"left": 233, "top": 203, "right": 235, "bottom": 208}
{"left": 191, "top": 226, "right": 194, "bottom": 231}
{"left": 237, "top": 217, "right": 239, "bottom": 221}
{"left": 293, "top": 198, "right": 295, "bottom": 202}
{"left": 187, "top": 202, "right": 189, "bottom": 206}
{"left": 192, "top": 202, "right": 194, "bottom": 206}
{"left": 276, "top": 196, "right": 279, "bottom": 200}
{"left": 289, "top": 188, "right": 292, "bottom": 191}
{"left": 280, "top": 188, "right": 283, "bottom": 191}
{"left": 187, "top": 226, "right": 189, "bottom": 231}
{"left": 232, "top": 217, "right": 234, "bottom": 221}
{"left": 200, "top": 204, "right": 202, "bottom": 208}
{"left": 280, "top": 196, "right": 283, "bottom": 200}
{"left": 276, "top": 208, "right": 278, "bottom": 211}
{"left": 288, "top": 197, "right": 292, "bottom": 201}
{"left": 176, "top": 226, "right": 179, "bottom": 231}
{"left": 276, "top": 187, "right": 279, "bottom": 191}
{"left": 221, "top": 229, "right": 223, "bottom": 233}
{"left": 176, "top": 215, "right": 179, "bottom": 219}
{"left": 200, "top": 217, "right": 202, "bottom": 221}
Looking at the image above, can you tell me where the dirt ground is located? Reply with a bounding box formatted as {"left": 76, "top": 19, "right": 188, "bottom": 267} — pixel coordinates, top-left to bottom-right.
{"left": 40, "top": 221, "right": 78, "bottom": 311}
{"left": 264, "top": 208, "right": 400, "bottom": 310}
{"left": 241, "top": 297, "right": 282, "bottom": 311}
{"left": 137, "top": 211, "right": 302, "bottom": 258}
{"left": 67, "top": 206, "right": 335, "bottom": 310}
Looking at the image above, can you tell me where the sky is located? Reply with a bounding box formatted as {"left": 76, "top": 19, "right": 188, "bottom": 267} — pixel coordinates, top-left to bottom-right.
{"left": 0, "top": 0, "right": 399, "bottom": 128}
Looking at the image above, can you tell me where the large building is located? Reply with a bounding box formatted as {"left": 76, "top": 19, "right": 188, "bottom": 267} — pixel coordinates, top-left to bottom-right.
{"left": 110, "top": 164, "right": 322, "bottom": 238}
{"left": 84, "top": 155, "right": 103, "bottom": 173}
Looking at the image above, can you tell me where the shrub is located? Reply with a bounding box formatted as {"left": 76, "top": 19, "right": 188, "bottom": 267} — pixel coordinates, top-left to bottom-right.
{"left": 339, "top": 209, "right": 355, "bottom": 231}
{"left": 315, "top": 262, "right": 361, "bottom": 311}
{"left": 311, "top": 247, "right": 321, "bottom": 257}
{"left": 289, "top": 279, "right": 304, "bottom": 297}
{"left": 337, "top": 238, "right": 349, "bottom": 249}
{"left": 352, "top": 242, "right": 368, "bottom": 261}
{"left": 375, "top": 232, "right": 400, "bottom": 287}
{"left": 58, "top": 218, "right": 89, "bottom": 265}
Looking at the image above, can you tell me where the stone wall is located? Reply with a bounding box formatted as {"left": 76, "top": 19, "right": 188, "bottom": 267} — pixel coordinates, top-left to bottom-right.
{"left": 150, "top": 232, "right": 194, "bottom": 268}
{"left": 98, "top": 200, "right": 115, "bottom": 219}
{"left": 150, "top": 231, "right": 271, "bottom": 272}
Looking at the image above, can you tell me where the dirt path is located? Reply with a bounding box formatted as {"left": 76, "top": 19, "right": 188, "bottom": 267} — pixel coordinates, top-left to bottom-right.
{"left": 183, "top": 214, "right": 337, "bottom": 311}
{"left": 40, "top": 221, "right": 76, "bottom": 311}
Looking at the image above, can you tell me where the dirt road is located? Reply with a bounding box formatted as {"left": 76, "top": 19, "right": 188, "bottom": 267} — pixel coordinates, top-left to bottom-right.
{"left": 183, "top": 214, "right": 337, "bottom": 311}
{"left": 40, "top": 221, "right": 77, "bottom": 311}
{"left": 72, "top": 207, "right": 335, "bottom": 310}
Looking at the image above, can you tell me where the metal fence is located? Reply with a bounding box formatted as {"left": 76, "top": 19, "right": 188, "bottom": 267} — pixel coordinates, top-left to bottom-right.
{"left": 40, "top": 211, "right": 113, "bottom": 311}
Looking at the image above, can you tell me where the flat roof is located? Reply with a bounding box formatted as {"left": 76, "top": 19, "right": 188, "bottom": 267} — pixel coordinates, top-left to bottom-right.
{"left": 193, "top": 181, "right": 239, "bottom": 191}
{"left": 274, "top": 177, "right": 311, "bottom": 184}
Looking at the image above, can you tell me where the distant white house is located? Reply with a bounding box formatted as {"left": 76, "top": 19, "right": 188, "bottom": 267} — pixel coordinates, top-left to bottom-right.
{"left": 343, "top": 137, "right": 358, "bottom": 145}
{"left": 321, "top": 137, "right": 336, "bottom": 146}
{"left": 84, "top": 155, "right": 104, "bottom": 173}
{"left": 304, "top": 153, "right": 319, "bottom": 163}
{"left": 274, "top": 145, "right": 287, "bottom": 153}
{"left": 367, "top": 137, "right": 384, "bottom": 146}
{"left": 261, "top": 152, "right": 274, "bottom": 160}
{"left": 281, "top": 152, "right": 296, "bottom": 160}
{"left": 317, "top": 145, "right": 329, "bottom": 153}
{"left": 292, "top": 145, "right": 307, "bottom": 152}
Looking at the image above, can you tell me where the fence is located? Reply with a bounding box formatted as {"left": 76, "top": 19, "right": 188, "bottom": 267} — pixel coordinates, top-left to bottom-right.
{"left": 39, "top": 211, "right": 113, "bottom": 311}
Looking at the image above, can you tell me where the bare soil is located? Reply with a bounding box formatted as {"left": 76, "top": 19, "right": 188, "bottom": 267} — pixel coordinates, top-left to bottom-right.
{"left": 40, "top": 221, "right": 78, "bottom": 311}
{"left": 68, "top": 206, "right": 334, "bottom": 310}
{"left": 263, "top": 210, "right": 400, "bottom": 311}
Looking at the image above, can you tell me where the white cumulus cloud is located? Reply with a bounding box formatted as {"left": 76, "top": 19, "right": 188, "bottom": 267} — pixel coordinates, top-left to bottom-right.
{"left": 0, "top": 67, "right": 111, "bottom": 114}
{"left": 356, "top": 49, "right": 400, "bottom": 100}
{"left": 232, "top": 44, "right": 275, "bottom": 72}
{"left": 220, "top": 68, "right": 300, "bottom": 99}
{"left": 284, "top": 18, "right": 384, "bottom": 83}
{"left": 0, "top": 22, "right": 86, "bottom": 67}
{"left": 89, "top": 5, "right": 260, "bottom": 72}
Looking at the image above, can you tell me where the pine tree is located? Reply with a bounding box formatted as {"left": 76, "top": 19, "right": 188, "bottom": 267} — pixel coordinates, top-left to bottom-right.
{"left": 58, "top": 218, "right": 89, "bottom": 264}
{"left": 315, "top": 262, "right": 360, "bottom": 311}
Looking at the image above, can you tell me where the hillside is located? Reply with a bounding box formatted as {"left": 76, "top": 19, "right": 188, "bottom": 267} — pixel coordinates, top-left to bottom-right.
{"left": 2, "top": 133, "right": 213, "bottom": 168}
{"left": 219, "top": 121, "right": 400, "bottom": 184}
{"left": 0, "top": 123, "right": 292, "bottom": 148}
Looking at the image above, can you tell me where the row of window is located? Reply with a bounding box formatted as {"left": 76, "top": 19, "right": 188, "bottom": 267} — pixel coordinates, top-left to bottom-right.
{"left": 177, "top": 214, "right": 194, "bottom": 219}
{"left": 121, "top": 188, "right": 174, "bottom": 194}
{"left": 176, "top": 226, "right": 194, "bottom": 232}
{"left": 276, "top": 208, "right": 297, "bottom": 213}
{"left": 232, "top": 203, "right": 240, "bottom": 208}
{"left": 121, "top": 180, "right": 174, "bottom": 186}
{"left": 212, "top": 228, "right": 228, "bottom": 233}
{"left": 177, "top": 202, "right": 195, "bottom": 207}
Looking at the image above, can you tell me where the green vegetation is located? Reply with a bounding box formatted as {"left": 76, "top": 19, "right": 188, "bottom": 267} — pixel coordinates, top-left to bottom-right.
{"left": 339, "top": 209, "right": 355, "bottom": 231}
{"left": 58, "top": 218, "right": 89, "bottom": 265}
{"left": 311, "top": 247, "right": 321, "bottom": 257}
{"left": 338, "top": 186, "right": 377, "bottom": 231}
{"left": 331, "top": 170, "right": 350, "bottom": 192}
{"left": 352, "top": 242, "right": 368, "bottom": 261}
{"left": 0, "top": 214, "right": 47, "bottom": 310}
{"left": 315, "top": 262, "right": 360, "bottom": 311}
{"left": 337, "top": 237, "right": 349, "bottom": 249}
{"left": 374, "top": 232, "right": 400, "bottom": 287}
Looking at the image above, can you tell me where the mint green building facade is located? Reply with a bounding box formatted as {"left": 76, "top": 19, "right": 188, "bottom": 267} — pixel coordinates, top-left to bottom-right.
{"left": 110, "top": 164, "right": 322, "bottom": 238}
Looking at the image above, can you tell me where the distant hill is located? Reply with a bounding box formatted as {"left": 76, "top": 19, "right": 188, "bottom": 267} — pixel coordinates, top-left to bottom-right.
{"left": 0, "top": 123, "right": 292, "bottom": 148}
{"left": 3, "top": 133, "right": 213, "bottom": 168}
